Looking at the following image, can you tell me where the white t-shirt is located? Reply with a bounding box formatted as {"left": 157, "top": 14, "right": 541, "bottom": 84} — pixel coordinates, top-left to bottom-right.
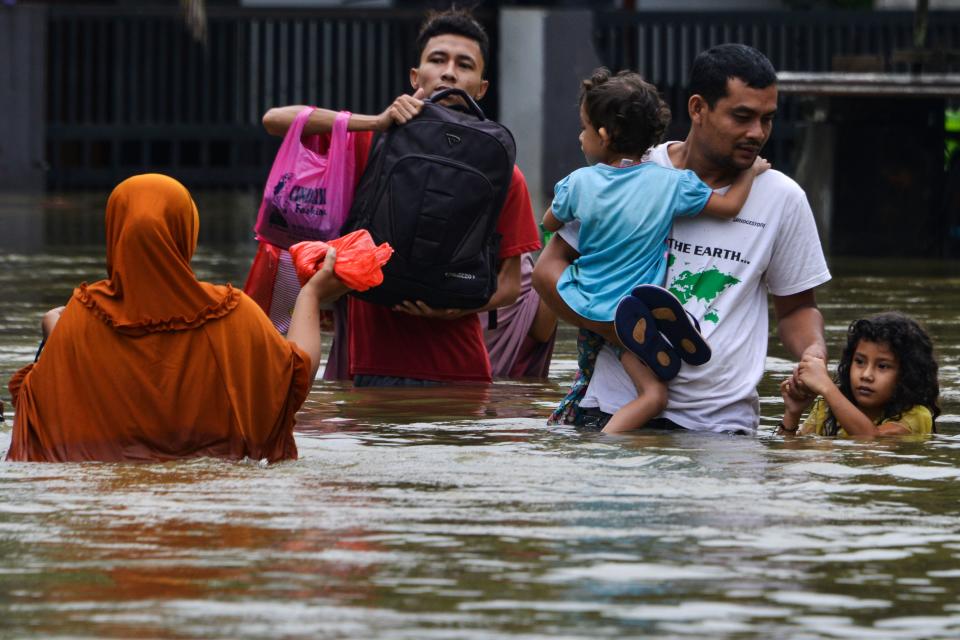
{"left": 558, "top": 142, "right": 831, "bottom": 434}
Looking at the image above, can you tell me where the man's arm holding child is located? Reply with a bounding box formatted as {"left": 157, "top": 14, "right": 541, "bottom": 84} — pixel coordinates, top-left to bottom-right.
{"left": 532, "top": 234, "right": 582, "bottom": 329}
{"left": 700, "top": 156, "right": 770, "bottom": 219}
{"left": 532, "top": 234, "right": 613, "bottom": 339}
{"left": 262, "top": 89, "right": 427, "bottom": 136}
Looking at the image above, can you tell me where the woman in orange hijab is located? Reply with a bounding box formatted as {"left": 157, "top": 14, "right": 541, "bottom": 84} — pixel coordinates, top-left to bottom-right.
{"left": 6, "top": 174, "right": 347, "bottom": 462}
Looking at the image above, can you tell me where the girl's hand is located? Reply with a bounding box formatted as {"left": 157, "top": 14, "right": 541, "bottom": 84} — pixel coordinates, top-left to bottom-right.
{"left": 796, "top": 354, "right": 832, "bottom": 395}
{"left": 780, "top": 377, "right": 813, "bottom": 417}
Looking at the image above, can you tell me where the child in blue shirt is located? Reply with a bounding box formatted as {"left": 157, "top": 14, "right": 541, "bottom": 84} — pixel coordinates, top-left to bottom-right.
{"left": 541, "top": 68, "right": 768, "bottom": 433}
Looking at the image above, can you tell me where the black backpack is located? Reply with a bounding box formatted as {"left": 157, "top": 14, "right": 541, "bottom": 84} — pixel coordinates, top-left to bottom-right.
{"left": 341, "top": 88, "right": 516, "bottom": 309}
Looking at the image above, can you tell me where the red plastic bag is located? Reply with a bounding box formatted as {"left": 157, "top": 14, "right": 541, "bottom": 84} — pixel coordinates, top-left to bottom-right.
{"left": 289, "top": 230, "right": 393, "bottom": 292}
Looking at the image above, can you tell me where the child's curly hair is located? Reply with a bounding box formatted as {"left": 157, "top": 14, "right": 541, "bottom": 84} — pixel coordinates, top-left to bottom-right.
{"left": 579, "top": 68, "right": 671, "bottom": 158}
{"left": 824, "top": 312, "right": 940, "bottom": 435}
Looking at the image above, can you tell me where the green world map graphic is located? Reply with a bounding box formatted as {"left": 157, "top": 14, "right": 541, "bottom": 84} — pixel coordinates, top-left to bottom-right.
{"left": 666, "top": 257, "right": 740, "bottom": 324}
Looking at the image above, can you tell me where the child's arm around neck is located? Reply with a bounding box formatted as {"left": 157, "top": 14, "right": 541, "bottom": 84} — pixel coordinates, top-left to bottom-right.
{"left": 700, "top": 156, "right": 770, "bottom": 220}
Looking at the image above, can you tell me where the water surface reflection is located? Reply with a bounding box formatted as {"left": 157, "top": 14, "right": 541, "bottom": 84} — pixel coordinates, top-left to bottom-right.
{"left": 1, "top": 192, "right": 959, "bottom": 638}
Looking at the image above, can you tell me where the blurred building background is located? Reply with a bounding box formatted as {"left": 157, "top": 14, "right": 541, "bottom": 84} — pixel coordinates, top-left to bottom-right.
{"left": 1, "top": 0, "right": 958, "bottom": 255}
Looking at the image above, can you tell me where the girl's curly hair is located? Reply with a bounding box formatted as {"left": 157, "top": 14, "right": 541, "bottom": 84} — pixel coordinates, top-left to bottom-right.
{"left": 580, "top": 68, "right": 671, "bottom": 157}
{"left": 823, "top": 312, "right": 940, "bottom": 435}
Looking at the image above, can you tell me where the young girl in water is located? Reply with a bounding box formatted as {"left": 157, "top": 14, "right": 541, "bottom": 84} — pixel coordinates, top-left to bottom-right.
{"left": 540, "top": 68, "right": 768, "bottom": 433}
{"left": 779, "top": 312, "right": 940, "bottom": 437}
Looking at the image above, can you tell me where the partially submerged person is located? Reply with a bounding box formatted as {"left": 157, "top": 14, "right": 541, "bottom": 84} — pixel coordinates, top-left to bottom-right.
{"left": 534, "top": 44, "right": 831, "bottom": 434}
{"left": 780, "top": 312, "right": 939, "bottom": 437}
{"left": 6, "top": 174, "right": 348, "bottom": 463}
{"left": 480, "top": 253, "right": 557, "bottom": 379}
{"left": 539, "top": 68, "right": 769, "bottom": 433}
{"left": 262, "top": 8, "right": 540, "bottom": 386}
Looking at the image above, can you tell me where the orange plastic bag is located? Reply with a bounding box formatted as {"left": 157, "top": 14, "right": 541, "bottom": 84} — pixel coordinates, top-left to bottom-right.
{"left": 289, "top": 229, "right": 393, "bottom": 292}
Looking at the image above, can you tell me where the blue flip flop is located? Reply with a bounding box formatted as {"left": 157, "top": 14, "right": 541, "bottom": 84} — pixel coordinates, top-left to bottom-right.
{"left": 614, "top": 295, "right": 681, "bottom": 381}
{"left": 631, "top": 284, "right": 711, "bottom": 366}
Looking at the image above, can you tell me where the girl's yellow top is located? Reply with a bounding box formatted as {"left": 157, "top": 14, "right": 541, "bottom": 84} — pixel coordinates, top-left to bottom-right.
{"left": 801, "top": 398, "right": 933, "bottom": 437}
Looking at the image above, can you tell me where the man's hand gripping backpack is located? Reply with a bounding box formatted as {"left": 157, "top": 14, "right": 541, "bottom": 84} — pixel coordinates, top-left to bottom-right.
{"left": 341, "top": 88, "right": 516, "bottom": 309}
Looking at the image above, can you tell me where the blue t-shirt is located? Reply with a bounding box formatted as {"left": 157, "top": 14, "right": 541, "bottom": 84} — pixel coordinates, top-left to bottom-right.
{"left": 552, "top": 162, "right": 713, "bottom": 321}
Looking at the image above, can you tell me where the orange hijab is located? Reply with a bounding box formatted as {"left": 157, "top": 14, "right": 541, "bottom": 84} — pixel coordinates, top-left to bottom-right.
{"left": 7, "top": 174, "right": 310, "bottom": 462}
{"left": 76, "top": 174, "right": 238, "bottom": 333}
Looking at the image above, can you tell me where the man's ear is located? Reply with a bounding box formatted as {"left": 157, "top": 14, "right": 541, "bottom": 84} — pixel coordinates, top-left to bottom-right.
{"left": 474, "top": 79, "right": 490, "bottom": 101}
{"left": 410, "top": 68, "right": 420, "bottom": 91}
{"left": 688, "top": 94, "right": 706, "bottom": 125}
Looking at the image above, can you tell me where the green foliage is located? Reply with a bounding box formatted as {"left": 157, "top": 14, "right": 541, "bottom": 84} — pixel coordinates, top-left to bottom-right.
{"left": 946, "top": 109, "right": 960, "bottom": 169}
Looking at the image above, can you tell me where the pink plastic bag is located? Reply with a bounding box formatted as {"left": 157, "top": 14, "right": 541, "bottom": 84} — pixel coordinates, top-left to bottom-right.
{"left": 289, "top": 230, "right": 394, "bottom": 292}
{"left": 254, "top": 108, "right": 356, "bottom": 248}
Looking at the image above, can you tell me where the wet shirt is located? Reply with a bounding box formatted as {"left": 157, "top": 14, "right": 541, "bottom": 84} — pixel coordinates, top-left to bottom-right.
{"left": 801, "top": 399, "right": 933, "bottom": 436}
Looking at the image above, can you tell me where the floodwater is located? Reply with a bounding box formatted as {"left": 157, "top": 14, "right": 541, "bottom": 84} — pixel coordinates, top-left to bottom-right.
{"left": 2, "top": 192, "right": 960, "bottom": 639}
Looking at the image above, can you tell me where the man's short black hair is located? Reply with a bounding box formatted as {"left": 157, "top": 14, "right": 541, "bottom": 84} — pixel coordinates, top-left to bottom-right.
{"left": 416, "top": 8, "right": 490, "bottom": 72}
{"left": 689, "top": 44, "right": 777, "bottom": 107}
{"left": 580, "top": 68, "right": 671, "bottom": 158}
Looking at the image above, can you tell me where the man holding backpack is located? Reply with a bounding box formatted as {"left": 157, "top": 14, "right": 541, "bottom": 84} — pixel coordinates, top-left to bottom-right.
{"left": 262, "top": 9, "right": 540, "bottom": 385}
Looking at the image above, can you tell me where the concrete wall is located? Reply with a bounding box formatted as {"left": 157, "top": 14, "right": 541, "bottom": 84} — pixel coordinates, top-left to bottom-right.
{"left": 498, "top": 8, "right": 603, "bottom": 214}
{"left": 0, "top": 4, "right": 45, "bottom": 192}
{"left": 498, "top": 9, "right": 546, "bottom": 212}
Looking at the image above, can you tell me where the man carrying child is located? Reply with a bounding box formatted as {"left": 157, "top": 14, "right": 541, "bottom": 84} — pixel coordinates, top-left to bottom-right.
{"left": 535, "top": 44, "right": 831, "bottom": 434}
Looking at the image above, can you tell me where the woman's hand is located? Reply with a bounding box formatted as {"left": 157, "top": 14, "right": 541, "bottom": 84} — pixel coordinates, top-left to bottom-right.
{"left": 288, "top": 249, "right": 351, "bottom": 380}
{"left": 301, "top": 249, "right": 349, "bottom": 303}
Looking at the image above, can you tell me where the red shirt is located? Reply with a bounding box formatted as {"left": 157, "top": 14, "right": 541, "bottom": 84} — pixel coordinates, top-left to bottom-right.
{"left": 347, "top": 132, "right": 540, "bottom": 382}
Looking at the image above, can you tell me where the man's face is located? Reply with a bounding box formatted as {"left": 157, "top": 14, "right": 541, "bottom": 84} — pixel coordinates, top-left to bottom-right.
{"left": 692, "top": 78, "right": 778, "bottom": 172}
{"left": 410, "top": 34, "right": 489, "bottom": 104}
